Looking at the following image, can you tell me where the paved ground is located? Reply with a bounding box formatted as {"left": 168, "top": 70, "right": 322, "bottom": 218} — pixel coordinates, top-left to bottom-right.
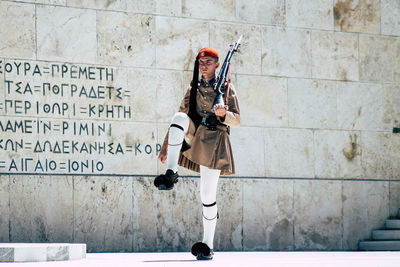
{"left": 2, "top": 251, "right": 400, "bottom": 267}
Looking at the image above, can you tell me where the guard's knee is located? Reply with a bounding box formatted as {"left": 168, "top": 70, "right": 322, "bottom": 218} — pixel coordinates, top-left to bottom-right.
{"left": 202, "top": 202, "right": 219, "bottom": 220}
{"left": 200, "top": 190, "right": 216, "bottom": 205}
{"left": 171, "top": 112, "right": 189, "bottom": 133}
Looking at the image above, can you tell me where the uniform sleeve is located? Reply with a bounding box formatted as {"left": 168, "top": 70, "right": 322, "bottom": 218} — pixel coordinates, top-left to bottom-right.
{"left": 220, "top": 83, "right": 240, "bottom": 128}
{"left": 178, "top": 87, "right": 191, "bottom": 114}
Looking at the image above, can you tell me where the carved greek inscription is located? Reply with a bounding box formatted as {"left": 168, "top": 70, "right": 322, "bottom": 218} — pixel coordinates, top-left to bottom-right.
{"left": 0, "top": 60, "right": 160, "bottom": 174}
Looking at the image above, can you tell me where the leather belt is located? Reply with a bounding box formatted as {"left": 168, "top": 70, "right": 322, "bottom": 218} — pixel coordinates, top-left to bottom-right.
{"left": 200, "top": 116, "right": 230, "bottom": 134}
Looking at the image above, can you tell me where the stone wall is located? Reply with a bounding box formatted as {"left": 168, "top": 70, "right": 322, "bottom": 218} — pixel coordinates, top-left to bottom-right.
{"left": 0, "top": 0, "right": 399, "bottom": 252}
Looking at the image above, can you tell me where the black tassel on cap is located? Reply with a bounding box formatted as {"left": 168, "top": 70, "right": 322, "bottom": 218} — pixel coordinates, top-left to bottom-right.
{"left": 188, "top": 55, "right": 202, "bottom": 127}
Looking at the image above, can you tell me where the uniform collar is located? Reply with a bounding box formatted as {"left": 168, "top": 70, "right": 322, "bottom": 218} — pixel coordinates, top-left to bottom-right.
{"left": 200, "top": 76, "right": 216, "bottom": 88}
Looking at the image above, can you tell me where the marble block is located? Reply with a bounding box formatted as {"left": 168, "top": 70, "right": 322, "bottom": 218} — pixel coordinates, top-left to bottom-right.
{"left": 97, "top": 11, "right": 155, "bottom": 67}
{"left": 359, "top": 34, "right": 400, "bottom": 83}
{"left": 262, "top": 27, "right": 312, "bottom": 78}
{"left": 342, "top": 181, "right": 389, "bottom": 250}
{"left": 0, "top": 116, "right": 39, "bottom": 171}
{"left": 67, "top": 0, "right": 125, "bottom": 10}
{"left": 12, "top": 246, "right": 47, "bottom": 262}
{"left": 0, "top": 2, "right": 35, "bottom": 59}
{"left": 19, "top": 0, "right": 66, "bottom": 4}
{"left": 264, "top": 128, "right": 314, "bottom": 178}
{"left": 342, "top": 181, "right": 369, "bottom": 250}
{"left": 126, "top": 0, "right": 182, "bottom": 15}
{"left": 74, "top": 176, "right": 133, "bottom": 252}
{"left": 0, "top": 247, "right": 13, "bottom": 262}
{"left": 2, "top": 59, "right": 128, "bottom": 120}
{"left": 132, "top": 177, "right": 158, "bottom": 252}
{"left": 37, "top": 6, "right": 96, "bottom": 63}
{"left": 361, "top": 131, "right": 400, "bottom": 180}
{"left": 334, "top": 0, "right": 381, "bottom": 34}
{"left": 237, "top": 74, "right": 287, "bottom": 127}
{"left": 133, "top": 177, "right": 201, "bottom": 252}
{"left": 0, "top": 59, "right": 3, "bottom": 106}
{"left": 215, "top": 178, "right": 243, "bottom": 251}
{"left": 243, "top": 179, "right": 294, "bottom": 251}
{"left": 183, "top": 70, "right": 194, "bottom": 89}
{"left": 9, "top": 175, "right": 73, "bottom": 243}
{"left": 391, "top": 135, "right": 400, "bottom": 180}
{"left": 156, "top": 123, "right": 168, "bottom": 176}
{"left": 154, "top": 0, "right": 182, "bottom": 16}
{"left": 68, "top": 243, "right": 86, "bottom": 260}
{"left": 156, "top": 17, "right": 208, "bottom": 70}
{"left": 210, "top": 22, "right": 261, "bottom": 75}
{"left": 236, "top": 0, "right": 285, "bottom": 25}
{"left": 230, "top": 127, "right": 265, "bottom": 177}
{"left": 381, "top": 0, "right": 400, "bottom": 36}
{"left": 124, "top": 0, "right": 154, "bottom": 12}
{"left": 294, "top": 180, "right": 342, "bottom": 250}
{"left": 77, "top": 121, "right": 156, "bottom": 175}
{"left": 0, "top": 176, "right": 9, "bottom": 242}
{"left": 1, "top": 74, "right": 43, "bottom": 118}
{"left": 10, "top": 118, "right": 158, "bottom": 175}
{"left": 383, "top": 84, "right": 400, "bottom": 127}
{"left": 389, "top": 182, "right": 400, "bottom": 218}
{"left": 0, "top": 243, "right": 86, "bottom": 262}
{"left": 287, "top": 0, "right": 334, "bottom": 30}
{"left": 311, "top": 31, "right": 359, "bottom": 81}
{"left": 314, "top": 130, "right": 362, "bottom": 179}
{"left": 46, "top": 245, "right": 68, "bottom": 261}
{"left": 337, "top": 81, "right": 391, "bottom": 131}
{"left": 127, "top": 69, "right": 184, "bottom": 123}
{"left": 288, "top": 78, "right": 337, "bottom": 129}
{"left": 182, "top": 0, "right": 235, "bottom": 21}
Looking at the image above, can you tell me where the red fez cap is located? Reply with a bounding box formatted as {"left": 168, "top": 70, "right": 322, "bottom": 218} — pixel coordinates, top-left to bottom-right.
{"left": 198, "top": 47, "right": 219, "bottom": 59}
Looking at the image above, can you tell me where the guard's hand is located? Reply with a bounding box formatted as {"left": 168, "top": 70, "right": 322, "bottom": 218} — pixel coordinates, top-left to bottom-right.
{"left": 158, "top": 144, "right": 167, "bottom": 164}
{"left": 214, "top": 104, "right": 228, "bottom": 118}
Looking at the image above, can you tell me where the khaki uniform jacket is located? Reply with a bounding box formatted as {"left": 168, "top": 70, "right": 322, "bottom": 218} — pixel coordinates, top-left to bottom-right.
{"left": 163, "top": 81, "right": 240, "bottom": 175}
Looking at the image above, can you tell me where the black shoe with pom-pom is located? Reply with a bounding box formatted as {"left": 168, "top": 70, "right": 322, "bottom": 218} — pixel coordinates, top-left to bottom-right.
{"left": 154, "top": 169, "right": 179, "bottom": 190}
{"left": 191, "top": 242, "right": 214, "bottom": 260}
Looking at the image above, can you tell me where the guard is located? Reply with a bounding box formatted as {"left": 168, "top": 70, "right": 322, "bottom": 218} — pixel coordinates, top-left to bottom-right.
{"left": 155, "top": 44, "right": 241, "bottom": 260}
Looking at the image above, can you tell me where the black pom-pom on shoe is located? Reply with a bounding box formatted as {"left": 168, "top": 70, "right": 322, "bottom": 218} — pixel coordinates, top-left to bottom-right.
{"left": 191, "top": 242, "right": 213, "bottom": 260}
{"left": 154, "top": 169, "right": 179, "bottom": 190}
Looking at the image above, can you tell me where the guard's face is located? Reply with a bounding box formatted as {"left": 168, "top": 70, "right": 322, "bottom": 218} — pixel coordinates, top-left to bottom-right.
{"left": 199, "top": 56, "right": 218, "bottom": 79}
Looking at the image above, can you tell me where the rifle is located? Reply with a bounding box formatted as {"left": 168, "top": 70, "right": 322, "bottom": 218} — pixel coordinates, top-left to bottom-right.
{"left": 213, "top": 35, "right": 243, "bottom": 107}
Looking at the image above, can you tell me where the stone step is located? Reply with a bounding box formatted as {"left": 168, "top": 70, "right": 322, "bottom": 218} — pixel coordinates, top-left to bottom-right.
{"left": 359, "top": 241, "right": 400, "bottom": 251}
{"left": 386, "top": 219, "right": 400, "bottom": 229}
{"left": 0, "top": 243, "right": 86, "bottom": 262}
{"left": 372, "top": 230, "right": 400, "bottom": 240}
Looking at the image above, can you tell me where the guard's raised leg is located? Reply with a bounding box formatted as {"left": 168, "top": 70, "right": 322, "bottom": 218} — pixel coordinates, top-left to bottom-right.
{"left": 154, "top": 112, "right": 189, "bottom": 190}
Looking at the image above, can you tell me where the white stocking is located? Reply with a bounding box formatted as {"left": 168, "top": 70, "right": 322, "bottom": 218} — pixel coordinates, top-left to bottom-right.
{"left": 200, "top": 165, "right": 220, "bottom": 250}
{"left": 166, "top": 112, "right": 189, "bottom": 173}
